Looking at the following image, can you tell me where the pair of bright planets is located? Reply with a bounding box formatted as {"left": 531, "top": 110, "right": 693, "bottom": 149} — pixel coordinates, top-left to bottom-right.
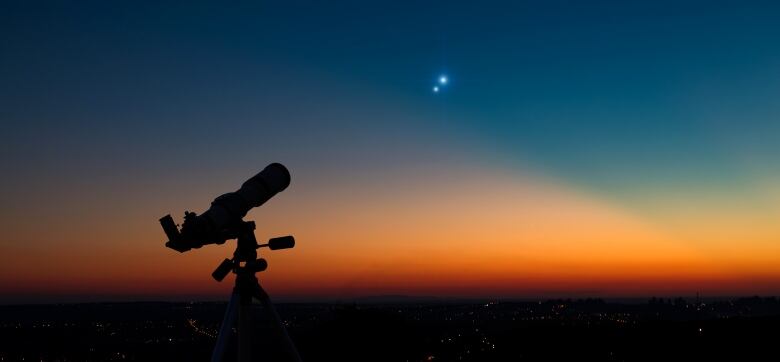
{"left": 432, "top": 75, "right": 449, "bottom": 93}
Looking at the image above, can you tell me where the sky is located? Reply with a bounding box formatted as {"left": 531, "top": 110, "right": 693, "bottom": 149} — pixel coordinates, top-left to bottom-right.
{"left": 2, "top": 0, "right": 780, "bottom": 303}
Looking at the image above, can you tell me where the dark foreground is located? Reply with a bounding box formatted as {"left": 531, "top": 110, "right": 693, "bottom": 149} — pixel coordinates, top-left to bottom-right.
{"left": 1, "top": 297, "right": 779, "bottom": 361}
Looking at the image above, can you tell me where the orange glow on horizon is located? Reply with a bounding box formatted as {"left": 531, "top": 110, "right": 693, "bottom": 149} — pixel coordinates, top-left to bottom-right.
{"left": 2, "top": 164, "right": 780, "bottom": 301}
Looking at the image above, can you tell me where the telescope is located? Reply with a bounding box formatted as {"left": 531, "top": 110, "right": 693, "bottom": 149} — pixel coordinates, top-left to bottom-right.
{"left": 160, "top": 162, "right": 291, "bottom": 252}
{"left": 159, "top": 162, "right": 301, "bottom": 362}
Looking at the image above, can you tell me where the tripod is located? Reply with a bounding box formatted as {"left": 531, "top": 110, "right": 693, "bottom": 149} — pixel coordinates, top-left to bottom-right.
{"left": 210, "top": 221, "right": 302, "bottom": 362}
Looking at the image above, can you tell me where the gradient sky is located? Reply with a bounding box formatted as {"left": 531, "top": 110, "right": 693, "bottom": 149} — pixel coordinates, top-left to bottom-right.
{"left": 2, "top": 1, "right": 780, "bottom": 303}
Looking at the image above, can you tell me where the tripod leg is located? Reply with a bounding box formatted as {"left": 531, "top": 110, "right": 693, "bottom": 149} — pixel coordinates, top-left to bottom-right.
{"left": 253, "top": 284, "right": 303, "bottom": 362}
{"left": 212, "top": 290, "right": 240, "bottom": 362}
{"left": 238, "top": 289, "right": 253, "bottom": 362}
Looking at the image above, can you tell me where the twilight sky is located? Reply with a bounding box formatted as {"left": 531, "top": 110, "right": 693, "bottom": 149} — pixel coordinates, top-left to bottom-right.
{"left": 2, "top": 1, "right": 780, "bottom": 303}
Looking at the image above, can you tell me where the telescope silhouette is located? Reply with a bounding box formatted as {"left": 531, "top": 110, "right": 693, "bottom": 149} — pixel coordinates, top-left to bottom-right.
{"left": 159, "top": 163, "right": 301, "bottom": 362}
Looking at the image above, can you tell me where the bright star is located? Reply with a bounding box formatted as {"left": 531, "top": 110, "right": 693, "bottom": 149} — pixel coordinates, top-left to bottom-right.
{"left": 439, "top": 75, "right": 448, "bottom": 85}
{"left": 433, "top": 86, "right": 440, "bottom": 93}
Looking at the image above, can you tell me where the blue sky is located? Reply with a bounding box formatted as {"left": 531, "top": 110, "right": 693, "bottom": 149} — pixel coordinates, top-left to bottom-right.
{"left": 4, "top": 1, "right": 779, "bottom": 191}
